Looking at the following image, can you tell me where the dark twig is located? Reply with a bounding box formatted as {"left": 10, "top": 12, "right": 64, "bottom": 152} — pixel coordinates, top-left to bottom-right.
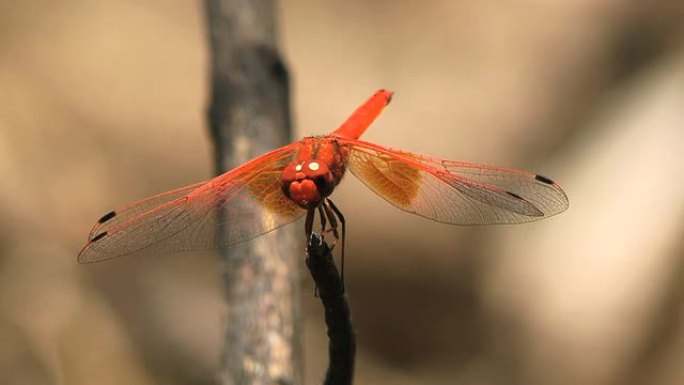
{"left": 204, "top": 1, "right": 301, "bottom": 384}
{"left": 306, "top": 233, "right": 356, "bottom": 385}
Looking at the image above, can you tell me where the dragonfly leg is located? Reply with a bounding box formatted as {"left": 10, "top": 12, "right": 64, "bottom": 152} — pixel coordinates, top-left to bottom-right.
{"left": 305, "top": 207, "right": 316, "bottom": 241}
{"left": 325, "top": 199, "right": 346, "bottom": 289}
{"left": 317, "top": 205, "right": 327, "bottom": 235}
{"left": 306, "top": 207, "right": 320, "bottom": 297}
{"left": 321, "top": 201, "right": 339, "bottom": 247}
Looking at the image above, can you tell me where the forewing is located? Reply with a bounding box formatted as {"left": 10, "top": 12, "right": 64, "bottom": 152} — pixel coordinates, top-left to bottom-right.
{"left": 78, "top": 143, "right": 305, "bottom": 262}
{"left": 87, "top": 182, "right": 207, "bottom": 241}
{"left": 342, "top": 139, "right": 568, "bottom": 225}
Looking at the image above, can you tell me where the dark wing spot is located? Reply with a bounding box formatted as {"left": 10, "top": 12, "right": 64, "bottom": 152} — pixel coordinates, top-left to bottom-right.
{"left": 91, "top": 231, "right": 108, "bottom": 242}
{"left": 535, "top": 174, "right": 555, "bottom": 185}
{"left": 506, "top": 191, "right": 545, "bottom": 217}
{"left": 506, "top": 191, "right": 524, "bottom": 200}
{"left": 98, "top": 210, "right": 117, "bottom": 223}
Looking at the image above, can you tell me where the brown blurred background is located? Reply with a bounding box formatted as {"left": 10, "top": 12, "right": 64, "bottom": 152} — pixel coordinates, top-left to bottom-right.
{"left": 1, "top": 1, "right": 684, "bottom": 384}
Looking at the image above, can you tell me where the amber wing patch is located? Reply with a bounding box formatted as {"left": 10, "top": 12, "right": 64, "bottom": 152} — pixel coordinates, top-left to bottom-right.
{"left": 348, "top": 149, "right": 422, "bottom": 208}
{"left": 246, "top": 168, "right": 301, "bottom": 218}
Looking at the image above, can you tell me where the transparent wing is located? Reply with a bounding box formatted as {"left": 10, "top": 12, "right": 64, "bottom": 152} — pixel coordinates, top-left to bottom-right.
{"left": 78, "top": 143, "right": 305, "bottom": 263}
{"left": 341, "top": 139, "right": 569, "bottom": 225}
{"left": 86, "top": 182, "right": 208, "bottom": 241}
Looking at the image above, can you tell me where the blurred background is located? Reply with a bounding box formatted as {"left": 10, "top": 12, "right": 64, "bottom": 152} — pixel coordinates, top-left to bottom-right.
{"left": 1, "top": 1, "right": 684, "bottom": 384}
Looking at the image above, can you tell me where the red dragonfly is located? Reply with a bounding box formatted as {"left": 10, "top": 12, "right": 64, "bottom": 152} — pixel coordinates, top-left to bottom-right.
{"left": 78, "top": 90, "right": 569, "bottom": 263}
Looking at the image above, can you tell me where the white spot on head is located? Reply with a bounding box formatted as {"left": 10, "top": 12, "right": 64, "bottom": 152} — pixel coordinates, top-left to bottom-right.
{"left": 308, "top": 162, "right": 320, "bottom": 171}
{"left": 295, "top": 164, "right": 303, "bottom": 171}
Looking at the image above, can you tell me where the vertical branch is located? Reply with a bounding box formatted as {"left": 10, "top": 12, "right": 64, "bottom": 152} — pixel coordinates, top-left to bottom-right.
{"left": 306, "top": 234, "right": 356, "bottom": 385}
{"left": 204, "top": 1, "right": 302, "bottom": 384}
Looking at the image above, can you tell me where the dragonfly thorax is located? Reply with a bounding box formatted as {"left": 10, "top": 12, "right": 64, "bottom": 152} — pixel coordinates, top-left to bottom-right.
{"left": 281, "top": 160, "right": 335, "bottom": 209}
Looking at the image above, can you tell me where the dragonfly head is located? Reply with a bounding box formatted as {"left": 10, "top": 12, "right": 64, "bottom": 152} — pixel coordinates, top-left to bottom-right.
{"left": 281, "top": 160, "right": 335, "bottom": 208}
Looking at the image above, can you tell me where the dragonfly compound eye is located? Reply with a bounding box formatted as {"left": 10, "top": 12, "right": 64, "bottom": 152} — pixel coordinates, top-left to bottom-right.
{"left": 280, "top": 161, "right": 336, "bottom": 208}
